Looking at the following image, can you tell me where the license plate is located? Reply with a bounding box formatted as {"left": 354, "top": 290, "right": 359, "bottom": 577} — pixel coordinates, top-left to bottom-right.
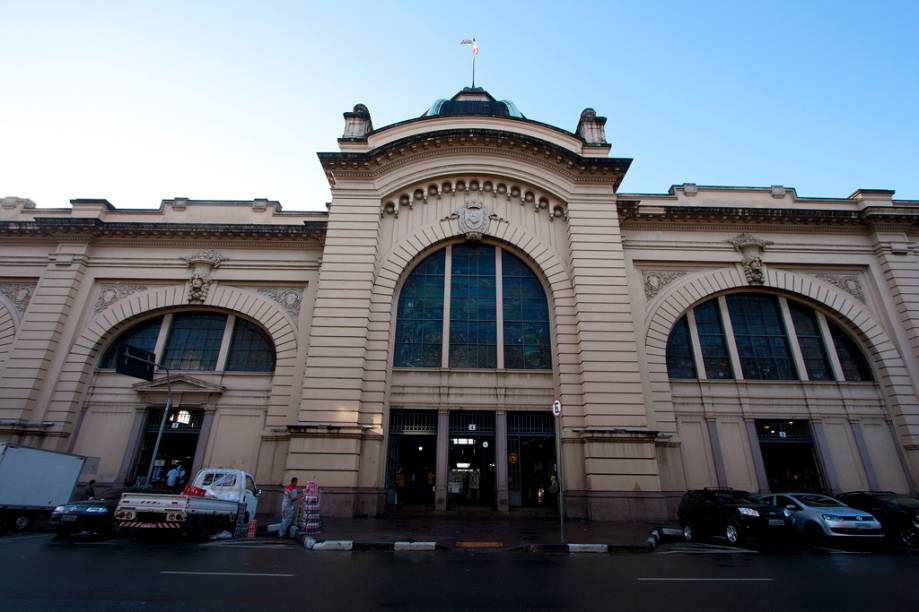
{"left": 855, "top": 523, "right": 873, "bottom": 529}
{"left": 61, "top": 515, "right": 78, "bottom": 522}
{"left": 768, "top": 519, "right": 785, "bottom": 526}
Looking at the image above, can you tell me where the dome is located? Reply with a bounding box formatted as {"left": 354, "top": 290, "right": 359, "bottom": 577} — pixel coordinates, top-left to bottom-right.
{"left": 423, "top": 87, "right": 524, "bottom": 119}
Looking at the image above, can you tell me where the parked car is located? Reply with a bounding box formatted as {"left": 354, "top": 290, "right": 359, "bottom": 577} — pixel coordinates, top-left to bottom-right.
{"left": 762, "top": 493, "right": 883, "bottom": 543}
{"left": 836, "top": 491, "right": 919, "bottom": 547}
{"left": 50, "top": 498, "right": 119, "bottom": 537}
{"left": 678, "top": 488, "right": 794, "bottom": 545}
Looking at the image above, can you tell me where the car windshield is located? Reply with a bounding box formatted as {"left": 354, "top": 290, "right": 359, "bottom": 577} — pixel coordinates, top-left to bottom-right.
{"left": 201, "top": 473, "right": 236, "bottom": 487}
{"left": 794, "top": 494, "right": 844, "bottom": 508}
{"left": 879, "top": 495, "right": 919, "bottom": 509}
{"left": 712, "top": 491, "right": 761, "bottom": 504}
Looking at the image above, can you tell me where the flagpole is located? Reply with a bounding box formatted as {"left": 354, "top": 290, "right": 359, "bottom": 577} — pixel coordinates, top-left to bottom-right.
{"left": 472, "top": 54, "right": 476, "bottom": 87}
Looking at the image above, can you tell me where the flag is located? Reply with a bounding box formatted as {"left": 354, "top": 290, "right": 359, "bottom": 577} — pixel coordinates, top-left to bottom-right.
{"left": 461, "top": 38, "right": 479, "bottom": 56}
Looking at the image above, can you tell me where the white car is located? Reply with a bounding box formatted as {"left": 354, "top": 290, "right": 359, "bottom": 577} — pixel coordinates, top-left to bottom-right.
{"left": 763, "top": 493, "right": 884, "bottom": 542}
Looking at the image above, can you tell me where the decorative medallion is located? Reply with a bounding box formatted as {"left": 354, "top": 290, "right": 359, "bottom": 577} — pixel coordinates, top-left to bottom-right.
{"left": 813, "top": 273, "right": 865, "bottom": 303}
{"left": 0, "top": 282, "right": 36, "bottom": 315}
{"left": 728, "top": 233, "right": 772, "bottom": 286}
{"left": 93, "top": 284, "right": 148, "bottom": 314}
{"left": 257, "top": 287, "right": 304, "bottom": 317}
{"left": 442, "top": 197, "right": 507, "bottom": 241}
{"left": 643, "top": 271, "right": 687, "bottom": 299}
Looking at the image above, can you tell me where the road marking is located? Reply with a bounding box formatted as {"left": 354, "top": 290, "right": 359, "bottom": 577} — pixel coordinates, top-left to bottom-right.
{"left": 638, "top": 578, "right": 774, "bottom": 582}
{"left": 0, "top": 534, "right": 52, "bottom": 543}
{"left": 161, "top": 571, "right": 294, "bottom": 577}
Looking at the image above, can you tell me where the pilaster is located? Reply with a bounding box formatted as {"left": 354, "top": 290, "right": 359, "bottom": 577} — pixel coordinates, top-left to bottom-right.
{"left": 0, "top": 240, "right": 91, "bottom": 432}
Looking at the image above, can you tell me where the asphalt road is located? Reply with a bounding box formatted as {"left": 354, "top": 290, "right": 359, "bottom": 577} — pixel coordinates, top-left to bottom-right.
{"left": 1, "top": 533, "right": 918, "bottom": 611}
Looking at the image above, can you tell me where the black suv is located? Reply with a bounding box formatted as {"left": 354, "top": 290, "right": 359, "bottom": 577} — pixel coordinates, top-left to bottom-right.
{"left": 836, "top": 491, "right": 919, "bottom": 547}
{"left": 678, "top": 488, "right": 793, "bottom": 545}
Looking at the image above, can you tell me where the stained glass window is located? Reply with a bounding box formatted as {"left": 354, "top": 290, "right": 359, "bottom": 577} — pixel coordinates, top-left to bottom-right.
{"left": 694, "top": 300, "right": 734, "bottom": 379}
{"left": 727, "top": 294, "right": 797, "bottom": 380}
{"left": 225, "top": 317, "right": 276, "bottom": 372}
{"left": 162, "top": 312, "right": 227, "bottom": 370}
{"left": 829, "top": 320, "right": 873, "bottom": 381}
{"left": 99, "top": 316, "right": 163, "bottom": 368}
{"left": 788, "top": 301, "right": 833, "bottom": 381}
{"left": 502, "top": 251, "right": 551, "bottom": 369}
{"left": 449, "top": 243, "right": 497, "bottom": 368}
{"left": 393, "top": 250, "right": 445, "bottom": 367}
{"left": 666, "top": 316, "right": 696, "bottom": 379}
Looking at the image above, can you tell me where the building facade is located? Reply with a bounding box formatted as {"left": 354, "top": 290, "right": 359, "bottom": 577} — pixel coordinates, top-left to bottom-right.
{"left": 1, "top": 88, "right": 917, "bottom": 520}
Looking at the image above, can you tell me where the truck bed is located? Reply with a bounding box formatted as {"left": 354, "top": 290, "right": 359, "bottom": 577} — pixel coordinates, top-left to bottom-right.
{"left": 117, "top": 492, "right": 239, "bottom": 515}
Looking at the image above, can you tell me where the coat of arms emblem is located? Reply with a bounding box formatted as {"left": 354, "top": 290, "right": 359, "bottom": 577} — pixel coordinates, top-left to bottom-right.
{"left": 443, "top": 198, "right": 505, "bottom": 240}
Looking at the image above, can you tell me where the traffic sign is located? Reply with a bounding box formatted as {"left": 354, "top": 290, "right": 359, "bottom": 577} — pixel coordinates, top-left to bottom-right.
{"left": 552, "top": 400, "right": 562, "bottom": 416}
{"left": 116, "top": 344, "right": 156, "bottom": 381}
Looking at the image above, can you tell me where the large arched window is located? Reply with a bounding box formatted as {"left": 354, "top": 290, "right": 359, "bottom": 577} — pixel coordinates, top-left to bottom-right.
{"left": 665, "top": 292, "right": 873, "bottom": 383}
{"left": 394, "top": 244, "right": 552, "bottom": 370}
{"left": 99, "top": 311, "right": 276, "bottom": 373}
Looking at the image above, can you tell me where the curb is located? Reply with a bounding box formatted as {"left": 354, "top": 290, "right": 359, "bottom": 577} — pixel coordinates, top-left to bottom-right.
{"left": 310, "top": 539, "right": 353, "bottom": 551}
{"left": 394, "top": 541, "right": 437, "bottom": 552}
{"left": 567, "top": 543, "right": 608, "bottom": 553}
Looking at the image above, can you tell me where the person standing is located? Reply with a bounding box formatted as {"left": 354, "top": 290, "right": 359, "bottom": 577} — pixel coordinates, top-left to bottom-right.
{"left": 165, "top": 464, "right": 180, "bottom": 491}
{"left": 278, "top": 477, "right": 301, "bottom": 539}
{"left": 80, "top": 480, "right": 96, "bottom": 500}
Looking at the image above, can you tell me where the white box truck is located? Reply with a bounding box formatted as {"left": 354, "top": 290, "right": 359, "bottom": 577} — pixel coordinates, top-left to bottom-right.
{"left": 0, "top": 443, "right": 87, "bottom": 531}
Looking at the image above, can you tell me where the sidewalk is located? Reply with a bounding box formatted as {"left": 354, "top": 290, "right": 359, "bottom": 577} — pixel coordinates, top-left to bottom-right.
{"left": 295, "top": 515, "right": 674, "bottom": 552}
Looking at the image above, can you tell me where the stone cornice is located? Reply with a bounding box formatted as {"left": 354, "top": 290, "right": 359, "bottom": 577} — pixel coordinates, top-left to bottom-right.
{"left": 0, "top": 218, "right": 328, "bottom": 243}
{"left": 318, "top": 128, "right": 631, "bottom": 189}
{"left": 617, "top": 201, "right": 919, "bottom": 229}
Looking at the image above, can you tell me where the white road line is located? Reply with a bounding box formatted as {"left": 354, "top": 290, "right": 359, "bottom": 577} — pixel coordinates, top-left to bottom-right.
{"left": 638, "top": 578, "right": 774, "bottom": 582}
{"left": 161, "top": 571, "right": 294, "bottom": 577}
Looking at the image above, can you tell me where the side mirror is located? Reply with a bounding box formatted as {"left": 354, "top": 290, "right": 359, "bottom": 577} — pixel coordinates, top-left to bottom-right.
{"left": 255, "top": 488, "right": 262, "bottom": 497}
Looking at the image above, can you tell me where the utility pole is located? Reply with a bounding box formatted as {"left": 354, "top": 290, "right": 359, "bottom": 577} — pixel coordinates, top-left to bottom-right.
{"left": 553, "top": 399, "right": 565, "bottom": 544}
{"left": 116, "top": 345, "right": 172, "bottom": 487}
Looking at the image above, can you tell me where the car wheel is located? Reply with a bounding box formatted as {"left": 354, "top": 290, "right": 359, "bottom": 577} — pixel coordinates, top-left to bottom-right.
{"left": 13, "top": 514, "right": 33, "bottom": 532}
{"left": 725, "top": 523, "right": 740, "bottom": 545}
{"left": 899, "top": 528, "right": 918, "bottom": 548}
{"left": 54, "top": 527, "right": 72, "bottom": 539}
{"left": 683, "top": 524, "right": 694, "bottom": 542}
{"left": 804, "top": 522, "right": 825, "bottom": 545}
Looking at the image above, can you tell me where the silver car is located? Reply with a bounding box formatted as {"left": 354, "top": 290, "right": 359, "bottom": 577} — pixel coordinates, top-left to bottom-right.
{"left": 763, "top": 493, "right": 884, "bottom": 542}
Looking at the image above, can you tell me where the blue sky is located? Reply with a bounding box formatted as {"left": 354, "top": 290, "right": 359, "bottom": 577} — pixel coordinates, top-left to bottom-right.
{"left": 2, "top": 1, "right": 917, "bottom": 210}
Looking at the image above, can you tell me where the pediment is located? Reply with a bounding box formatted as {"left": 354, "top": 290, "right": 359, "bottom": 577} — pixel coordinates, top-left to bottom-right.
{"left": 133, "top": 374, "right": 225, "bottom": 396}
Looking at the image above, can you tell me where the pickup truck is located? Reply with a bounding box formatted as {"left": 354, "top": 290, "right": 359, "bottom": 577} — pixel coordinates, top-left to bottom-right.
{"left": 115, "top": 467, "right": 260, "bottom": 537}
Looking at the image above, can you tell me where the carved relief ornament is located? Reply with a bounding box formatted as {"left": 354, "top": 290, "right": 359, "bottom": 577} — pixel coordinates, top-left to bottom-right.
{"left": 813, "top": 273, "right": 865, "bottom": 303}
{"left": 181, "top": 250, "right": 227, "bottom": 304}
{"left": 643, "top": 271, "right": 687, "bottom": 299}
{"left": 0, "top": 282, "right": 36, "bottom": 315}
{"left": 257, "top": 287, "right": 304, "bottom": 317}
{"left": 728, "top": 233, "right": 772, "bottom": 286}
{"left": 94, "top": 284, "right": 148, "bottom": 313}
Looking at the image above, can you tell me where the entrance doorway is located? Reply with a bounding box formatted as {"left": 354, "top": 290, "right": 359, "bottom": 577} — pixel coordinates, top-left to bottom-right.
{"left": 448, "top": 411, "right": 496, "bottom": 507}
{"left": 508, "top": 412, "right": 556, "bottom": 508}
{"left": 132, "top": 408, "right": 203, "bottom": 489}
{"left": 756, "top": 419, "right": 825, "bottom": 492}
{"left": 385, "top": 410, "right": 438, "bottom": 508}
